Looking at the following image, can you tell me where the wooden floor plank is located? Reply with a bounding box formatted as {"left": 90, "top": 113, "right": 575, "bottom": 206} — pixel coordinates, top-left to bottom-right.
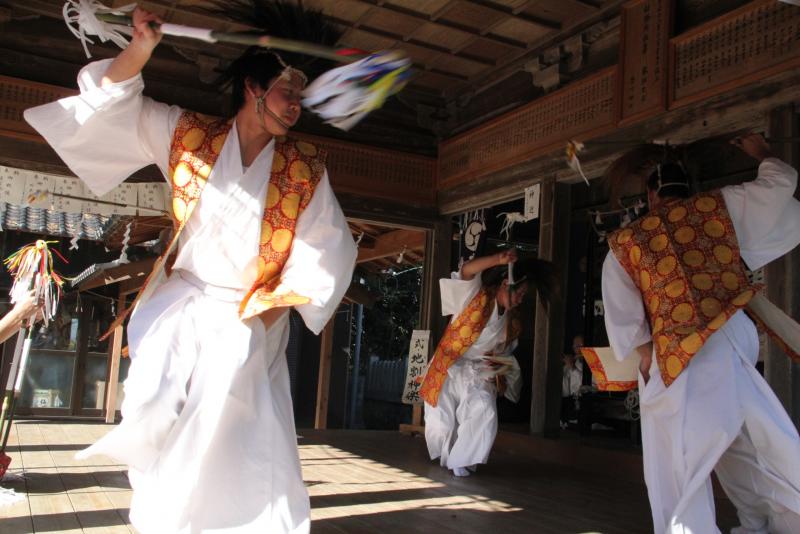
{"left": 0, "top": 422, "right": 741, "bottom": 534}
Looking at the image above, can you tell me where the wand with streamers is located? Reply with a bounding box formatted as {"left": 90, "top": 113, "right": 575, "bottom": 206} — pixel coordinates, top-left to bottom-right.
{"left": 0, "top": 241, "right": 66, "bottom": 477}
{"left": 62, "top": 1, "right": 411, "bottom": 130}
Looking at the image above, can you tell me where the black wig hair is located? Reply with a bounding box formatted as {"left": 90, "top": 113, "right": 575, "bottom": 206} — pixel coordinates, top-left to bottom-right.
{"left": 481, "top": 257, "right": 556, "bottom": 305}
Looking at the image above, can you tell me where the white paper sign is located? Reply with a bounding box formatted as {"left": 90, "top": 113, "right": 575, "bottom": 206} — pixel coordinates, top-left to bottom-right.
{"left": 0, "top": 166, "right": 28, "bottom": 205}
{"left": 22, "top": 172, "right": 55, "bottom": 207}
{"left": 524, "top": 183, "right": 541, "bottom": 221}
{"left": 53, "top": 176, "right": 86, "bottom": 214}
{"left": 138, "top": 183, "right": 171, "bottom": 214}
{"left": 401, "top": 329, "right": 431, "bottom": 405}
{"left": 111, "top": 183, "right": 139, "bottom": 216}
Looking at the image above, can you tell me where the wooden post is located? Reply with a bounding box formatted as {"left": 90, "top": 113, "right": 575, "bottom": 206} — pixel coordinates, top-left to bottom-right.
{"left": 765, "top": 104, "right": 800, "bottom": 427}
{"left": 530, "top": 179, "right": 571, "bottom": 437}
{"left": 403, "top": 218, "right": 452, "bottom": 433}
{"left": 104, "top": 294, "right": 126, "bottom": 423}
{"left": 314, "top": 319, "right": 335, "bottom": 430}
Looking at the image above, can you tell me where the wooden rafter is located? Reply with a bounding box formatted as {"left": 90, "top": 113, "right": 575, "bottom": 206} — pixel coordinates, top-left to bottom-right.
{"left": 357, "top": 229, "right": 425, "bottom": 264}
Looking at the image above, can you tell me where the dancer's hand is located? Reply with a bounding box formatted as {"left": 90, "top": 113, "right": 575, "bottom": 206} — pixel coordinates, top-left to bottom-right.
{"left": 635, "top": 343, "right": 653, "bottom": 385}
{"left": 102, "top": 7, "right": 163, "bottom": 86}
{"left": 731, "top": 133, "right": 773, "bottom": 162}
{"left": 11, "top": 291, "right": 41, "bottom": 324}
{"left": 496, "top": 248, "right": 517, "bottom": 266}
{"left": 130, "top": 7, "right": 163, "bottom": 55}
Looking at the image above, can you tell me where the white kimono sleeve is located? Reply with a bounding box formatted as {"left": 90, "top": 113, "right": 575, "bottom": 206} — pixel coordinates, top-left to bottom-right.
{"left": 23, "top": 59, "right": 181, "bottom": 196}
{"left": 279, "top": 171, "right": 357, "bottom": 335}
{"left": 722, "top": 157, "right": 800, "bottom": 270}
{"left": 439, "top": 270, "right": 482, "bottom": 317}
{"left": 602, "top": 252, "right": 651, "bottom": 362}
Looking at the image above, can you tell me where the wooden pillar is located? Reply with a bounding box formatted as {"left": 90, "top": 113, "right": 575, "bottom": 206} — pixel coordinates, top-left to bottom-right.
{"left": 104, "top": 293, "right": 127, "bottom": 423}
{"left": 408, "top": 218, "right": 452, "bottom": 430}
{"left": 314, "top": 319, "right": 335, "bottom": 430}
{"left": 530, "top": 178, "right": 571, "bottom": 437}
{"left": 765, "top": 104, "right": 800, "bottom": 427}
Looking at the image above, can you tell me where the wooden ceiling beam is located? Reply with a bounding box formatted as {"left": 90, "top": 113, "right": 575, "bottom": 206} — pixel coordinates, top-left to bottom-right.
{"left": 466, "top": 0, "right": 561, "bottom": 31}
{"left": 353, "top": 0, "right": 528, "bottom": 50}
{"left": 357, "top": 229, "right": 425, "bottom": 263}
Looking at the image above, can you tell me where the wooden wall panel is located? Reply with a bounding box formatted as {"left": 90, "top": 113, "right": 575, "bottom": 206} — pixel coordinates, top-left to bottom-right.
{"left": 0, "top": 76, "right": 437, "bottom": 207}
{"left": 669, "top": 0, "right": 800, "bottom": 109}
{"left": 618, "top": 0, "right": 672, "bottom": 125}
{"left": 438, "top": 67, "right": 617, "bottom": 190}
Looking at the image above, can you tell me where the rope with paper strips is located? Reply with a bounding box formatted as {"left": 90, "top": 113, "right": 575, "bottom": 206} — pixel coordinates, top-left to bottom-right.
{"left": 0, "top": 240, "right": 67, "bottom": 477}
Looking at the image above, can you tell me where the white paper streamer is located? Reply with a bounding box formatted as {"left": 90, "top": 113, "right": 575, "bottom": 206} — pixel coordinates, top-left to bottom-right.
{"left": 62, "top": 0, "right": 135, "bottom": 58}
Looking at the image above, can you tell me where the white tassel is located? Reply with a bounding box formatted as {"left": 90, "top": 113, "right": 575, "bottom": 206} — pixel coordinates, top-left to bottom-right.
{"left": 497, "top": 212, "right": 526, "bottom": 241}
{"left": 62, "top": 0, "right": 136, "bottom": 58}
{"left": 566, "top": 140, "right": 590, "bottom": 186}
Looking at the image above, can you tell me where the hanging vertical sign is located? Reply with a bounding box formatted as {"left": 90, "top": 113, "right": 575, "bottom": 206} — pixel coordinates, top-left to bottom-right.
{"left": 524, "top": 183, "right": 541, "bottom": 221}
{"left": 402, "top": 329, "right": 430, "bottom": 405}
{"left": 619, "top": 0, "right": 672, "bottom": 125}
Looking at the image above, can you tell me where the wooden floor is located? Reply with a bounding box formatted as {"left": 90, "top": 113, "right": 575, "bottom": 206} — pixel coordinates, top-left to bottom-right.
{"left": 0, "top": 421, "right": 737, "bottom": 533}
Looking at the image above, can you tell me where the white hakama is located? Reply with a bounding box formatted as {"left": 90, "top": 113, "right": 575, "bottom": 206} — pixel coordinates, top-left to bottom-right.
{"left": 602, "top": 158, "right": 800, "bottom": 534}
{"left": 424, "top": 272, "right": 521, "bottom": 471}
{"left": 25, "top": 60, "right": 356, "bottom": 533}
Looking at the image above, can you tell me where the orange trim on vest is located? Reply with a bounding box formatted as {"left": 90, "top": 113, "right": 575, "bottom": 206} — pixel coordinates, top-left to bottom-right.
{"left": 608, "top": 191, "right": 760, "bottom": 387}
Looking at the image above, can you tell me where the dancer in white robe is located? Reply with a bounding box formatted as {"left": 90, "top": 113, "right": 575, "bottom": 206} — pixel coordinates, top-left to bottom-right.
{"left": 602, "top": 134, "right": 800, "bottom": 534}
{"left": 24, "top": 8, "right": 356, "bottom": 533}
{"left": 423, "top": 250, "right": 550, "bottom": 477}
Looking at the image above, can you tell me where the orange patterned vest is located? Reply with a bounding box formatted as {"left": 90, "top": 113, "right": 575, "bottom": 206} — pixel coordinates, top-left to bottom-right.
{"left": 104, "top": 111, "right": 326, "bottom": 337}
{"left": 419, "top": 287, "right": 521, "bottom": 406}
{"left": 608, "top": 191, "right": 760, "bottom": 387}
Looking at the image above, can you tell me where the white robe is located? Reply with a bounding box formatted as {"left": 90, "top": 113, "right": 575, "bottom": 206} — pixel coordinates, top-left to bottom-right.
{"left": 424, "top": 272, "right": 522, "bottom": 471}
{"left": 24, "top": 60, "right": 357, "bottom": 534}
{"left": 602, "top": 158, "right": 800, "bottom": 534}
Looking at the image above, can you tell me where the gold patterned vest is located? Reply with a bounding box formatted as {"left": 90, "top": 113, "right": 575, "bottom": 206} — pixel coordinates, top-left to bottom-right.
{"left": 103, "top": 111, "right": 325, "bottom": 337}
{"left": 419, "top": 287, "right": 521, "bottom": 407}
{"left": 608, "top": 191, "right": 760, "bottom": 387}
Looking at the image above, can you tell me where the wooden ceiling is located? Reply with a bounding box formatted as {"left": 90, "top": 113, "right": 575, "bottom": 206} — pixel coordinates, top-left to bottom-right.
{"left": 66, "top": 0, "right": 618, "bottom": 98}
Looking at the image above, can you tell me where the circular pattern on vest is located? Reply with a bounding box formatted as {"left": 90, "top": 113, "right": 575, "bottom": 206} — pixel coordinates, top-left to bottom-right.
{"left": 260, "top": 221, "right": 273, "bottom": 244}
{"left": 173, "top": 162, "right": 194, "bottom": 188}
{"left": 289, "top": 160, "right": 312, "bottom": 183}
{"left": 671, "top": 302, "right": 694, "bottom": 322}
{"left": 296, "top": 141, "right": 318, "bottom": 157}
{"left": 629, "top": 246, "right": 642, "bottom": 266}
{"left": 700, "top": 297, "right": 722, "bottom": 319}
{"left": 721, "top": 271, "right": 740, "bottom": 291}
{"left": 666, "top": 355, "right": 684, "bottom": 378}
{"left": 695, "top": 196, "right": 717, "bottom": 212}
{"left": 668, "top": 206, "right": 688, "bottom": 222}
{"left": 691, "top": 273, "right": 713, "bottom": 290}
{"left": 271, "top": 228, "right": 293, "bottom": 253}
{"left": 665, "top": 279, "right": 686, "bottom": 298}
{"left": 713, "top": 245, "right": 733, "bottom": 264}
{"left": 653, "top": 316, "right": 664, "bottom": 333}
{"left": 679, "top": 332, "right": 703, "bottom": 355}
{"left": 703, "top": 219, "right": 725, "bottom": 238}
{"left": 649, "top": 234, "right": 668, "bottom": 252}
{"left": 470, "top": 311, "right": 482, "bottom": 323}
{"left": 281, "top": 192, "right": 301, "bottom": 219}
{"left": 657, "top": 256, "right": 677, "bottom": 276}
{"left": 266, "top": 184, "right": 281, "bottom": 209}
{"left": 182, "top": 127, "right": 206, "bottom": 151}
{"left": 683, "top": 249, "right": 705, "bottom": 267}
{"left": 674, "top": 226, "right": 696, "bottom": 244}
{"left": 649, "top": 295, "right": 660, "bottom": 314}
{"left": 616, "top": 229, "right": 634, "bottom": 244}
{"left": 459, "top": 325, "right": 472, "bottom": 339}
{"left": 641, "top": 216, "right": 661, "bottom": 231}
{"left": 640, "top": 270, "right": 652, "bottom": 291}
{"left": 272, "top": 152, "right": 287, "bottom": 173}
{"left": 212, "top": 133, "right": 227, "bottom": 154}
{"left": 708, "top": 312, "right": 728, "bottom": 331}
{"left": 732, "top": 289, "right": 755, "bottom": 306}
